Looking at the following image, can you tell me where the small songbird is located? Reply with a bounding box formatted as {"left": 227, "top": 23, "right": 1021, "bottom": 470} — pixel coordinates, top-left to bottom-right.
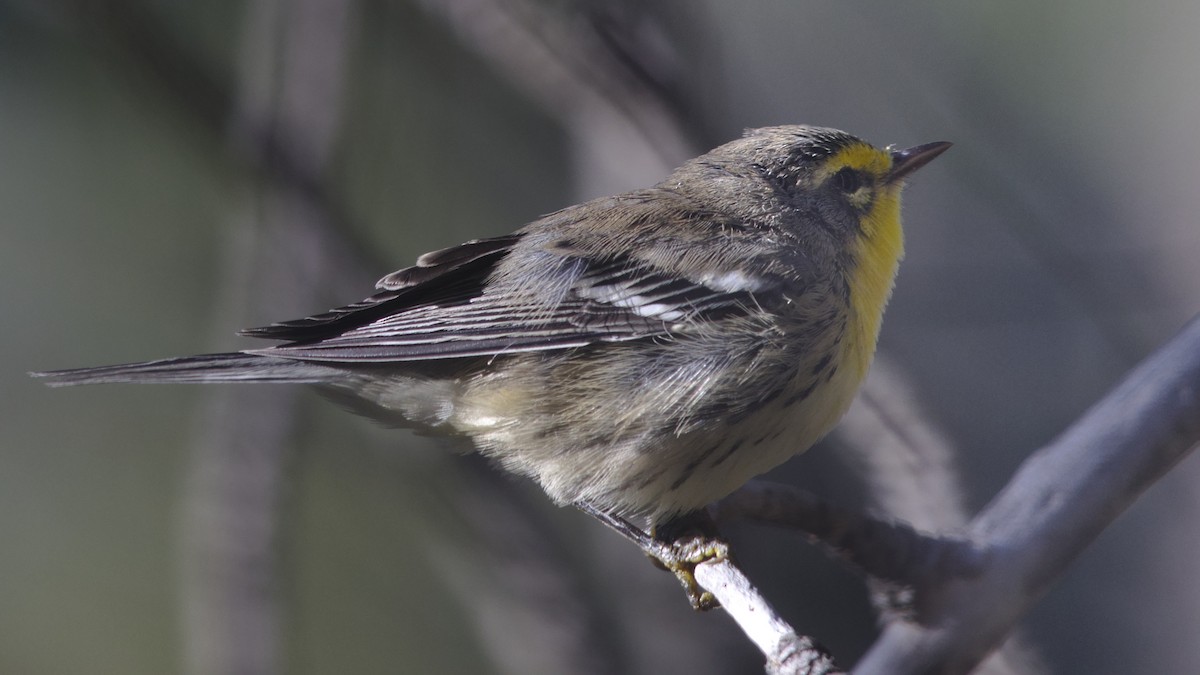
{"left": 35, "top": 125, "right": 949, "bottom": 529}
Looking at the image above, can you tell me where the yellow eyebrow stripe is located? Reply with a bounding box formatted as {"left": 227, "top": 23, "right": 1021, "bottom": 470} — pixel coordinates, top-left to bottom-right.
{"left": 820, "top": 142, "right": 893, "bottom": 179}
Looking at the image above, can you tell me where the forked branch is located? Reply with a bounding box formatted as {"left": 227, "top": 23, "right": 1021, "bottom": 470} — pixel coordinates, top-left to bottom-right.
{"left": 700, "top": 314, "right": 1200, "bottom": 673}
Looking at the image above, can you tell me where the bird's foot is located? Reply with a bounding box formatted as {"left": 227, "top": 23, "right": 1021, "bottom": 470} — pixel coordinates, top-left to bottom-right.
{"left": 576, "top": 502, "right": 729, "bottom": 611}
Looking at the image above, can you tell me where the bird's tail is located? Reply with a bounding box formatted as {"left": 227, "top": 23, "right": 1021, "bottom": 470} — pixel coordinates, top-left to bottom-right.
{"left": 31, "top": 352, "right": 343, "bottom": 387}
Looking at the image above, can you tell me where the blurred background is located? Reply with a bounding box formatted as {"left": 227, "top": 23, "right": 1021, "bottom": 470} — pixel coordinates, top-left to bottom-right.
{"left": 4, "top": 1, "right": 1200, "bottom": 673}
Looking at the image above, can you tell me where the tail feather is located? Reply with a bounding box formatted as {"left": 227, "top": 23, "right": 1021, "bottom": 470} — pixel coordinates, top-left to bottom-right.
{"left": 30, "top": 352, "right": 343, "bottom": 387}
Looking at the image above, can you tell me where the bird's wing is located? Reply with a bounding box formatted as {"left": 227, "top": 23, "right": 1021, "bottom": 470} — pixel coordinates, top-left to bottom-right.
{"left": 239, "top": 234, "right": 522, "bottom": 343}
{"left": 240, "top": 233, "right": 776, "bottom": 364}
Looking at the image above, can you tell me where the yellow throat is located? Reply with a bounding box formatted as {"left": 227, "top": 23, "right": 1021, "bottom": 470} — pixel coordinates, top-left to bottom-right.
{"left": 824, "top": 143, "right": 906, "bottom": 378}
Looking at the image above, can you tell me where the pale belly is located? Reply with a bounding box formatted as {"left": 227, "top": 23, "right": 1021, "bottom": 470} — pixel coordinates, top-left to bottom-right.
{"left": 450, "top": 307, "right": 878, "bottom": 523}
{"left": 607, "top": 352, "right": 867, "bottom": 521}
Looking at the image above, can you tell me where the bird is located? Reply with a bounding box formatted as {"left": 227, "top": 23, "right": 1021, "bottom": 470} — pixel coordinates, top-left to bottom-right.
{"left": 34, "top": 125, "right": 949, "bottom": 534}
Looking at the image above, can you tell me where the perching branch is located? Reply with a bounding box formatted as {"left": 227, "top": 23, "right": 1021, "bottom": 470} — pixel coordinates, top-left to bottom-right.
{"left": 855, "top": 313, "right": 1200, "bottom": 674}
{"left": 708, "top": 314, "right": 1200, "bottom": 673}
{"left": 693, "top": 558, "right": 842, "bottom": 675}
{"left": 580, "top": 503, "right": 845, "bottom": 674}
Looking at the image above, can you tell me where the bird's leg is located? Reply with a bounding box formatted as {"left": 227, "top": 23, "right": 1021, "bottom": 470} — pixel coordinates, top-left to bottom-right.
{"left": 575, "top": 502, "right": 730, "bottom": 611}
{"left": 650, "top": 509, "right": 733, "bottom": 611}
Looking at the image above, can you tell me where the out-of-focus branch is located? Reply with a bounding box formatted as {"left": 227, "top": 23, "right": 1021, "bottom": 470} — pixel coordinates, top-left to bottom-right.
{"left": 835, "top": 358, "right": 1045, "bottom": 673}
{"left": 713, "top": 482, "right": 986, "bottom": 588}
{"left": 852, "top": 314, "right": 1200, "bottom": 674}
{"left": 426, "top": 456, "right": 628, "bottom": 675}
{"left": 711, "top": 317, "right": 1200, "bottom": 672}
{"left": 180, "top": 3, "right": 356, "bottom": 675}
{"left": 416, "top": 0, "right": 700, "bottom": 194}
{"left": 838, "top": 357, "right": 971, "bottom": 532}
{"left": 63, "top": 0, "right": 382, "bottom": 286}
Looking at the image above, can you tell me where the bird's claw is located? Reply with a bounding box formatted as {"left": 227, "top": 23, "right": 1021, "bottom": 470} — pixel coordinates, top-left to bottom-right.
{"left": 646, "top": 534, "right": 729, "bottom": 610}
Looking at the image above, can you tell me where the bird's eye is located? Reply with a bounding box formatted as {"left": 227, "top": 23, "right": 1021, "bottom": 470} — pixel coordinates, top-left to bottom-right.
{"left": 832, "top": 167, "right": 863, "bottom": 194}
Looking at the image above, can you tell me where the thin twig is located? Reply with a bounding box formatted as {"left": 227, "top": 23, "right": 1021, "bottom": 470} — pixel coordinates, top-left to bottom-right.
{"left": 581, "top": 501, "right": 845, "bottom": 673}
{"left": 693, "top": 558, "right": 843, "bottom": 675}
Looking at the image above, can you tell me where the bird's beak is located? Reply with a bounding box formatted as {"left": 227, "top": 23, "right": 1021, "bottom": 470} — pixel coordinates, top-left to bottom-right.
{"left": 888, "top": 141, "right": 952, "bottom": 183}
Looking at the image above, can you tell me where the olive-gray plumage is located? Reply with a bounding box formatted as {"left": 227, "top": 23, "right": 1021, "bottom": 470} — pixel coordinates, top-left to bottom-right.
{"left": 35, "top": 126, "right": 949, "bottom": 522}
